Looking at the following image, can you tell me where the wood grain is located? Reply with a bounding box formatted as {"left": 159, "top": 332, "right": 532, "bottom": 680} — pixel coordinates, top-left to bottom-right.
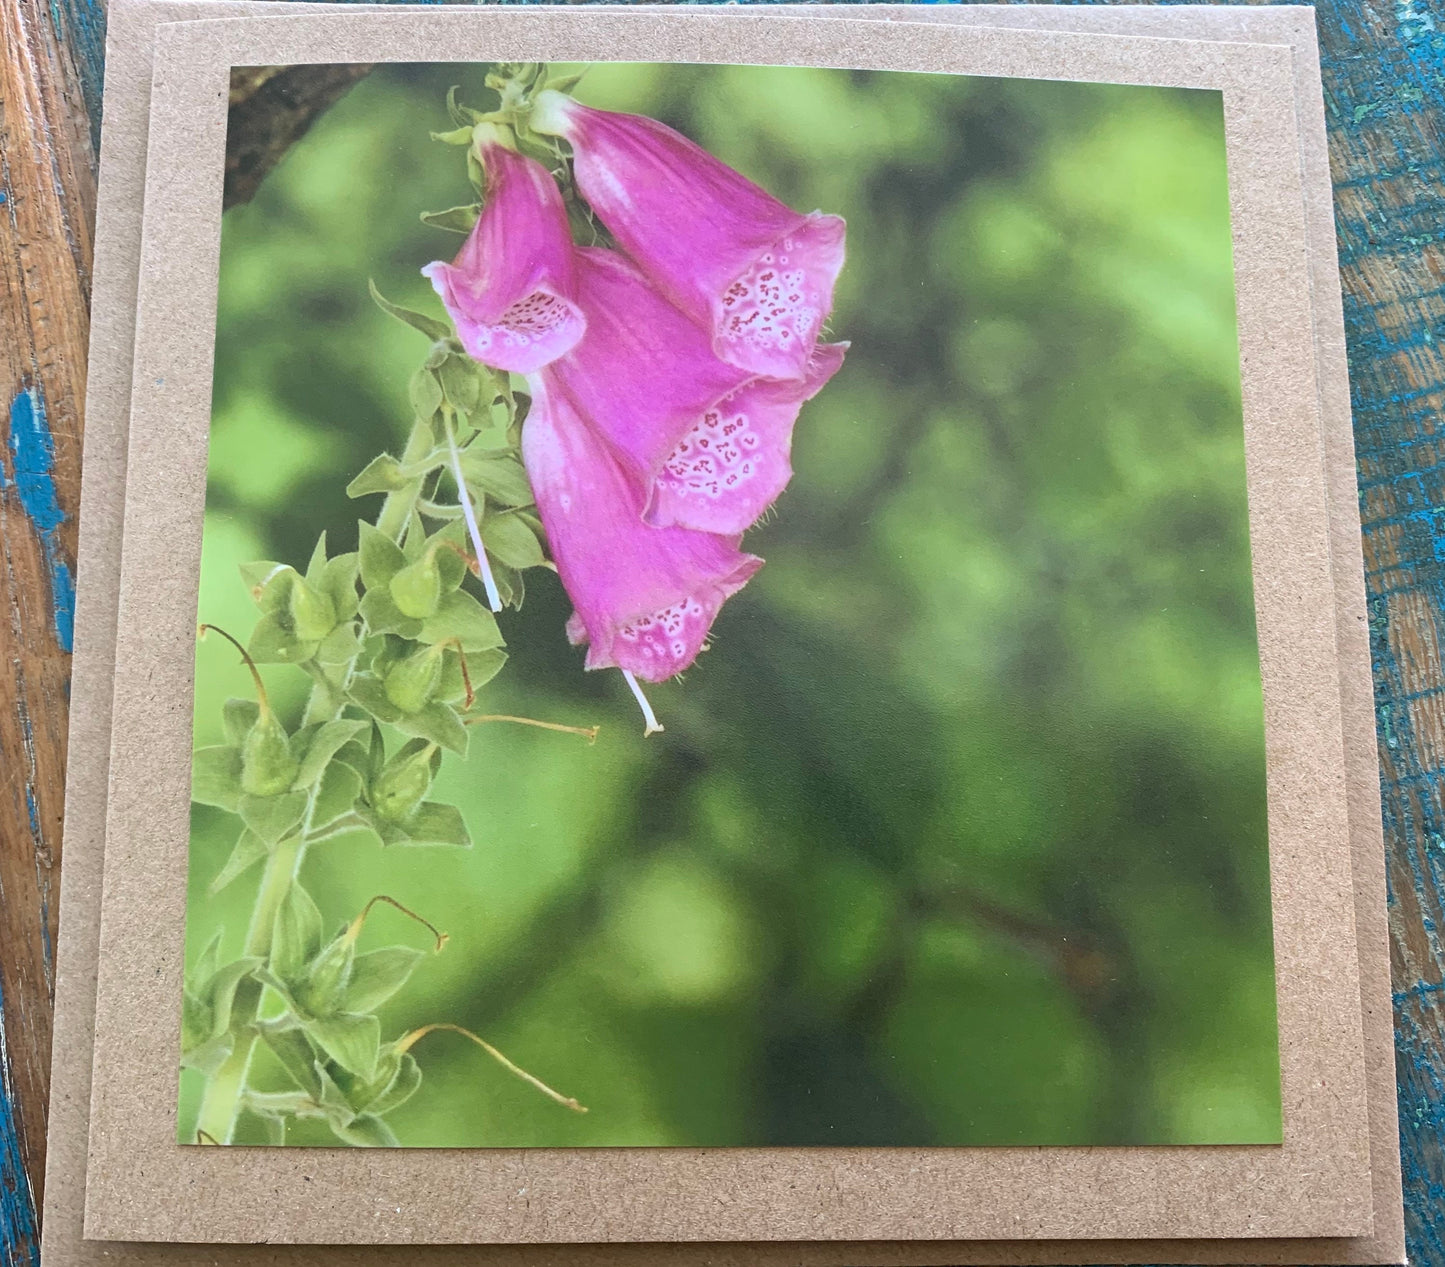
{"left": 2, "top": 1, "right": 1444, "bottom": 1265}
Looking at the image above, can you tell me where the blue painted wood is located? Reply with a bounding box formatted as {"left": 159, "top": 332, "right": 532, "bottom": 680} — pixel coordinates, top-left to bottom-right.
{"left": 3, "top": 2, "right": 1444, "bottom": 1266}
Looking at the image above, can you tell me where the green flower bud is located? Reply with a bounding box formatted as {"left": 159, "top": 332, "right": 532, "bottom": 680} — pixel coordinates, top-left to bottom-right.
{"left": 389, "top": 550, "right": 442, "bottom": 619}
{"left": 288, "top": 578, "right": 337, "bottom": 644}
{"left": 383, "top": 645, "right": 444, "bottom": 715}
{"left": 371, "top": 741, "right": 438, "bottom": 824}
{"left": 200, "top": 623, "right": 299, "bottom": 796}
{"left": 241, "top": 709, "right": 299, "bottom": 797}
{"left": 296, "top": 931, "right": 354, "bottom": 1017}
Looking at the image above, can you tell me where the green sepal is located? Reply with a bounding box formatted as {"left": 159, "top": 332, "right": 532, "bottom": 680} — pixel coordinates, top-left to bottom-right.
{"left": 179, "top": 1030, "right": 234, "bottom": 1077}
{"left": 347, "top": 454, "right": 413, "bottom": 498}
{"left": 309, "top": 762, "right": 364, "bottom": 836}
{"left": 288, "top": 578, "right": 337, "bottom": 644}
{"left": 410, "top": 369, "right": 444, "bottom": 422}
{"left": 398, "top": 802, "right": 472, "bottom": 849}
{"left": 191, "top": 745, "right": 244, "bottom": 812}
{"left": 309, "top": 1012, "right": 381, "bottom": 1080}
{"left": 291, "top": 719, "right": 369, "bottom": 791}
{"left": 418, "top": 589, "right": 505, "bottom": 652}
{"left": 481, "top": 510, "right": 546, "bottom": 569}
{"left": 331, "top": 1113, "right": 398, "bottom": 1147}
{"left": 363, "top": 1051, "right": 423, "bottom": 1117}
{"left": 208, "top": 828, "right": 268, "bottom": 894}
{"left": 437, "top": 355, "right": 482, "bottom": 416}
{"left": 238, "top": 790, "right": 307, "bottom": 846}
{"left": 320, "top": 553, "right": 361, "bottom": 621}
{"left": 358, "top": 586, "right": 423, "bottom": 641}
{"left": 420, "top": 204, "right": 480, "bottom": 234}
{"left": 343, "top": 946, "right": 426, "bottom": 1014}
{"left": 315, "top": 620, "right": 361, "bottom": 666}
{"left": 348, "top": 676, "right": 468, "bottom": 755}
{"left": 221, "top": 698, "right": 260, "bottom": 746}
{"left": 270, "top": 884, "right": 325, "bottom": 983}
{"left": 357, "top": 521, "right": 407, "bottom": 589}
{"left": 459, "top": 450, "right": 533, "bottom": 507}
{"left": 257, "top": 1022, "right": 324, "bottom": 1098}
{"left": 437, "top": 647, "right": 506, "bottom": 703}
{"left": 295, "top": 931, "right": 356, "bottom": 1018}
{"left": 247, "top": 610, "right": 318, "bottom": 665}
{"left": 383, "top": 645, "right": 444, "bottom": 714}
{"left": 368, "top": 279, "right": 450, "bottom": 342}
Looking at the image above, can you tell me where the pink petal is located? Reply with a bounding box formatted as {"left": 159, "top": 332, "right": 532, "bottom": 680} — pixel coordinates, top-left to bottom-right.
{"left": 649, "top": 342, "right": 848, "bottom": 534}
{"left": 533, "top": 92, "right": 845, "bottom": 380}
{"left": 421, "top": 137, "right": 585, "bottom": 374}
{"left": 522, "top": 374, "right": 762, "bottom": 683}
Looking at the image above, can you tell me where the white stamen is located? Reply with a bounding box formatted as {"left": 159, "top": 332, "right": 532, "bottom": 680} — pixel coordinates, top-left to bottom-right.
{"left": 621, "top": 670, "right": 664, "bottom": 736}
{"left": 445, "top": 416, "right": 503, "bottom": 613}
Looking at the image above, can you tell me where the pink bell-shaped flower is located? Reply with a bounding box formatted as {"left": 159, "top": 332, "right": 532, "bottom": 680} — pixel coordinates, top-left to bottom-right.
{"left": 422, "top": 127, "right": 586, "bottom": 374}
{"left": 522, "top": 373, "right": 762, "bottom": 686}
{"left": 546, "top": 248, "right": 848, "bottom": 535}
{"left": 531, "top": 91, "right": 845, "bottom": 382}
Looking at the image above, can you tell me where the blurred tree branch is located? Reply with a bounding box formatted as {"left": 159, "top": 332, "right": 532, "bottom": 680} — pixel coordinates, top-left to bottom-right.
{"left": 225, "top": 64, "right": 375, "bottom": 210}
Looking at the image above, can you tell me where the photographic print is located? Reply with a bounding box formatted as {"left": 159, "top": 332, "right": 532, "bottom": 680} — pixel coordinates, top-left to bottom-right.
{"left": 179, "top": 59, "right": 1280, "bottom": 1150}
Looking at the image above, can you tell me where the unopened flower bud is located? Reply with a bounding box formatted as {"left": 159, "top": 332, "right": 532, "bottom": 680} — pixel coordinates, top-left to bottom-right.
{"left": 241, "top": 709, "right": 299, "bottom": 797}
{"left": 383, "top": 644, "right": 444, "bottom": 715}
{"left": 288, "top": 578, "right": 337, "bottom": 643}
{"left": 389, "top": 551, "right": 442, "bottom": 620}
{"left": 371, "top": 741, "right": 438, "bottom": 824}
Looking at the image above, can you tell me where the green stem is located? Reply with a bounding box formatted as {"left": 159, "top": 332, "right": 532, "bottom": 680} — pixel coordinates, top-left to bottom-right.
{"left": 193, "top": 833, "right": 302, "bottom": 1143}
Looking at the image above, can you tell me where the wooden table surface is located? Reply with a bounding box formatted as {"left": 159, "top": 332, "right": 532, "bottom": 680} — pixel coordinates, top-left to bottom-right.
{"left": 2, "top": 0, "right": 1444, "bottom": 1263}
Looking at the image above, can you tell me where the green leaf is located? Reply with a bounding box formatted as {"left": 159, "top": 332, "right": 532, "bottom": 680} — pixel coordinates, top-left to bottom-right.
{"left": 180, "top": 989, "right": 212, "bottom": 1053}
{"left": 191, "top": 745, "right": 243, "bottom": 812}
{"left": 357, "top": 521, "right": 406, "bottom": 589}
{"left": 248, "top": 610, "right": 316, "bottom": 665}
{"left": 310, "top": 762, "right": 364, "bottom": 834}
{"left": 482, "top": 510, "right": 545, "bottom": 569}
{"left": 368, "top": 279, "right": 449, "bottom": 342}
{"left": 347, "top": 454, "right": 413, "bottom": 498}
{"left": 460, "top": 451, "right": 533, "bottom": 507}
{"left": 365, "top": 1052, "right": 423, "bottom": 1117}
{"left": 238, "top": 790, "right": 307, "bottom": 846}
{"left": 398, "top": 801, "right": 472, "bottom": 848}
{"left": 309, "top": 1013, "right": 381, "bottom": 1080}
{"left": 271, "top": 884, "right": 325, "bottom": 982}
{"left": 238, "top": 560, "right": 291, "bottom": 606}
{"left": 331, "top": 736, "right": 374, "bottom": 783}
{"left": 242, "top": 1089, "right": 319, "bottom": 1119}
{"left": 342, "top": 946, "right": 426, "bottom": 1014}
{"left": 358, "top": 585, "right": 422, "bottom": 641}
{"left": 292, "top": 720, "right": 369, "bottom": 791}
{"left": 332, "top": 1113, "right": 398, "bottom": 1147}
{"left": 209, "top": 828, "right": 268, "bottom": 894}
{"left": 546, "top": 69, "right": 586, "bottom": 94}
{"left": 221, "top": 698, "right": 260, "bottom": 746}
{"left": 419, "top": 589, "right": 504, "bottom": 652}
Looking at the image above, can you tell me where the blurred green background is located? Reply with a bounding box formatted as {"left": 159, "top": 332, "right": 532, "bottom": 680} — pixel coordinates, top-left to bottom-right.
{"left": 181, "top": 62, "right": 1280, "bottom": 1147}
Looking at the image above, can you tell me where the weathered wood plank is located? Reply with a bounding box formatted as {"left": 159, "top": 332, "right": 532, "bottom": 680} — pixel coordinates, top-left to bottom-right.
{"left": 1320, "top": 1, "right": 1445, "bottom": 1262}
{"left": 0, "top": 0, "right": 95, "bottom": 1258}
{"left": 3, "top": 3, "right": 1445, "bottom": 1267}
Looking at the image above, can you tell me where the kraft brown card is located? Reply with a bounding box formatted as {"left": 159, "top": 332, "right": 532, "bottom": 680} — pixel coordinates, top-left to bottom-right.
{"left": 43, "top": 4, "right": 1402, "bottom": 1265}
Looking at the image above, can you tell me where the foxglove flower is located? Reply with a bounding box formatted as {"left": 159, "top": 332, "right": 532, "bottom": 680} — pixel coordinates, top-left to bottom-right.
{"left": 530, "top": 90, "right": 845, "bottom": 382}
{"left": 547, "top": 248, "right": 848, "bottom": 535}
{"left": 422, "top": 128, "right": 585, "bottom": 374}
{"left": 521, "top": 374, "right": 761, "bottom": 686}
